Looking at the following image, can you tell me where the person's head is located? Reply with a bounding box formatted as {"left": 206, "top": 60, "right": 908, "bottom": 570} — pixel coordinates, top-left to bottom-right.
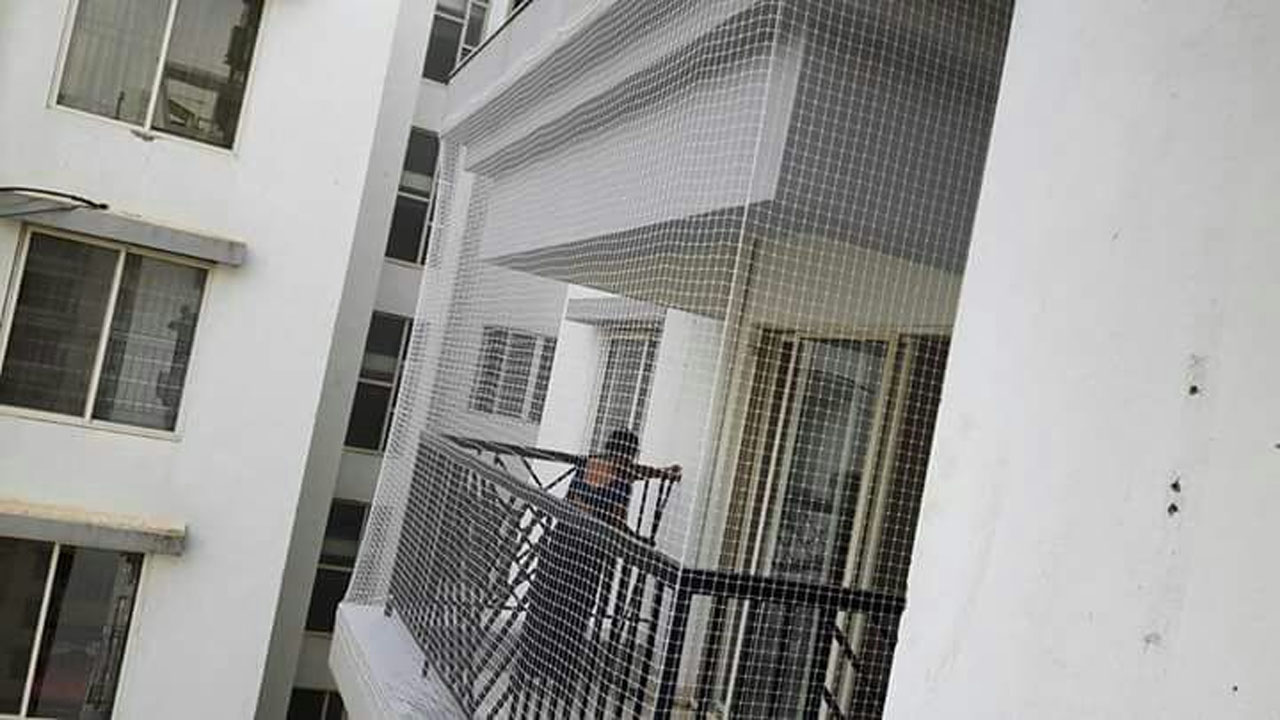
{"left": 604, "top": 428, "right": 639, "bottom": 463}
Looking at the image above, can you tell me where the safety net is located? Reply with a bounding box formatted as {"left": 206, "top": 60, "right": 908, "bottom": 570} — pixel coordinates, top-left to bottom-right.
{"left": 346, "top": 0, "right": 1012, "bottom": 716}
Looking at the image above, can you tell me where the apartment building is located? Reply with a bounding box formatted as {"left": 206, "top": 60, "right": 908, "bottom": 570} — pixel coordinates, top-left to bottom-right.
{"left": 335, "top": 0, "right": 1008, "bottom": 716}
{"left": 0, "top": 0, "right": 514, "bottom": 717}
{"left": 332, "top": 0, "right": 1280, "bottom": 719}
{"left": 6, "top": 0, "right": 1279, "bottom": 718}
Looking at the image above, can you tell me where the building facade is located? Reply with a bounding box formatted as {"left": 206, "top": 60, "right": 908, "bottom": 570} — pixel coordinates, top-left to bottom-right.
{"left": 333, "top": 0, "right": 1280, "bottom": 718}
{"left": 335, "top": 0, "right": 1010, "bottom": 717}
{"left": 7, "top": 0, "right": 1280, "bottom": 718}
{"left": 0, "top": 0, "right": 509, "bottom": 717}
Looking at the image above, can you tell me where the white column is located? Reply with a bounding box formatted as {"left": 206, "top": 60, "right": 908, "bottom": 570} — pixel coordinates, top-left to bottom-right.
{"left": 886, "top": 1, "right": 1280, "bottom": 717}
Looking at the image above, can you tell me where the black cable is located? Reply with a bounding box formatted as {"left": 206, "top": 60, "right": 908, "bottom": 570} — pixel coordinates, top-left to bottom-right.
{"left": 0, "top": 186, "right": 108, "bottom": 211}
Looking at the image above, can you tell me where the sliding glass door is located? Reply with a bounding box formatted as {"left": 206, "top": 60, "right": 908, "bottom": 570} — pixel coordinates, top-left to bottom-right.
{"left": 715, "top": 333, "right": 949, "bottom": 718}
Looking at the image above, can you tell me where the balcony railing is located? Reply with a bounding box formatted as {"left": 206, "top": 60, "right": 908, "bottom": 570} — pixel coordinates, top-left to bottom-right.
{"left": 386, "top": 434, "right": 905, "bottom": 718}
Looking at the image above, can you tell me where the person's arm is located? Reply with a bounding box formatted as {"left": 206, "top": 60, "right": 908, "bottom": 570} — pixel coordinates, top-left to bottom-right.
{"left": 626, "top": 462, "right": 682, "bottom": 482}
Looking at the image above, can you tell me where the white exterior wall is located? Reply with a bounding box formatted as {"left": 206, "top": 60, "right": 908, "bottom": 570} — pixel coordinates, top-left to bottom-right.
{"left": 0, "top": 1, "right": 416, "bottom": 717}
{"left": 886, "top": 2, "right": 1280, "bottom": 717}
{"left": 535, "top": 310, "right": 601, "bottom": 457}
{"left": 258, "top": 0, "right": 436, "bottom": 713}
{"left": 295, "top": 5, "right": 518, "bottom": 706}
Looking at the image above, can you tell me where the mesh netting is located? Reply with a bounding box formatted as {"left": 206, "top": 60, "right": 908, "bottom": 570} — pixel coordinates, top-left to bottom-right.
{"left": 348, "top": 0, "right": 1011, "bottom": 716}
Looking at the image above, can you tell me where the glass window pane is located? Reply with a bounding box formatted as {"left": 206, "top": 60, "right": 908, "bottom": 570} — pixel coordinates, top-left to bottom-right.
{"left": 495, "top": 332, "right": 535, "bottom": 417}
{"left": 464, "top": 3, "right": 488, "bottom": 48}
{"left": 305, "top": 568, "right": 350, "bottom": 633}
{"left": 92, "top": 254, "right": 207, "bottom": 430}
{"left": 360, "top": 314, "right": 407, "bottom": 383}
{"left": 57, "top": 0, "right": 170, "bottom": 125}
{"left": 436, "top": 0, "right": 467, "bottom": 18}
{"left": 590, "top": 336, "right": 656, "bottom": 451}
{"left": 287, "top": 688, "right": 325, "bottom": 720}
{"left": 324, "top": 692, "right": 346, "bottom": 720}
{"left": 152, "top": 0, "right": 263, "bottom": 146}
{"left": 385, "top": 195, "right": 430, "bottom": 264}
{"left": 527, "top": 338, "right": 555, "bottom": 422}
{"left": 633, "top": 338, "right": 659, "bottom": 430}
{"left": 0, "top": 234, "right": 119, "bottom": 416}
{"left": 0, "top": 538, "right": 54, "bottom": 714}
{"left": 28, "top": 548, "right": 143, "bottom": 720}
{"left": 319, "top": 502, "right": 367, "bottom": 568}
{"left": 400, "top": 131, "right": 439, "bottom": 195}
{"left": 423, "top": 15, "right": 463, "bottom": 82}
{"left": 344, "top": 382, "right": 391, "bottom": 450}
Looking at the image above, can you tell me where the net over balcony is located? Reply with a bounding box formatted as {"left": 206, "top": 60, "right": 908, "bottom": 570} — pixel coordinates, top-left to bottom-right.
{"left": 343, "top": 0, "right": 1012, "bottom": 717}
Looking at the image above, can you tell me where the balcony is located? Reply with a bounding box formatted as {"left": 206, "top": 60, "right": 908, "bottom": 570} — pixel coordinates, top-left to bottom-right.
{"left": 332, "top": 0, "right": 1012, "bottom": 717}
{"left": 381, "top": 435, "right": 904, "bottom": 718}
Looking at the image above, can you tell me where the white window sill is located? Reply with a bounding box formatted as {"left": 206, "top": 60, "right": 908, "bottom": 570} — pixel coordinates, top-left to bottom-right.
{"left": 48, "top": 103, "right": 238, "bottom": 157}
{"left": 0, "top": 404, "right": 180, "bottom": 442}
{"left": 382, "top": 256, "right": 426, "bottom": 271}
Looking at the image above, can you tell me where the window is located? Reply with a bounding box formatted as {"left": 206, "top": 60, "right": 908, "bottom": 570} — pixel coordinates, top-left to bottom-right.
{"left": 0, "top": 538, "right": 143, "bottom": 719}
{"left": 344, "top": 313, "right": 411, "bottom": 451}
{"left": 422, "top": 0, "right": 489, "bottom": 83}
{"left": 589, "top": 333, "right": 659, "bottom": 452}
{"left": 304, "top": 501, "right": 367, "bottom": 634}
{"left": 289, "top": 681, "right": 345, "bottom": 717}
{"left": 0, "top": 231, "right": 207, "bottom": 431}
{"left": 56, "top": 0, "right": 264, "bottom": 148}
{"left": 287, "top": 688, "right": 346, "bottom": 720}
{"left": 469, "top": 326, "right": 555, "bottom": 422}
{"left": 385, "top": 130, "right": 439, "bottom": 264}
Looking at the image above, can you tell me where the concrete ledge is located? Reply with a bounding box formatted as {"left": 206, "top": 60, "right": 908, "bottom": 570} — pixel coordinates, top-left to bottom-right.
{"left": 0, "top": 498, "right": 186, "bottom": 555}
{"left": 565, "top": 296, "right": 665, "bottom": 326}
{"left": 331, "top": 603, "right": 464, "bottom": 719}
{"left": 27, "top": 206, "right": 246, "bottom": 266}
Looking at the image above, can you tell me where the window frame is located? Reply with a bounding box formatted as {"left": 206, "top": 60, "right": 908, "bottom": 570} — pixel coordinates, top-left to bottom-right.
{"left": 384, "top": 129, "right": 438, "bottom": 266}
{"left": 343, "top": 312, "right": 412, "bottom": 453}
{"left": 304, "top": 500, "right": 368, "bottom": 635}
{"left": 587, "top": 329, "right": 660, "bottom": 453}
{"left": 288, "top": 687, "right": 346, "bottom": 720}
{"left": 0, "top": 226, "right": 211, "bottom": 439}
{"left": 423, "top": 0, "right": 490, "bottom": 84}
{"left": 468, "top": 325, "right": 555, "bottom": 423}
{"left": 4, "top": 540, "right": 147, "bottom": 719}
{"left": 455, "top": 0, "right": 490, "bottom": 66}
{"left": 49, "top": 0, "right": 267, "bottom": 151}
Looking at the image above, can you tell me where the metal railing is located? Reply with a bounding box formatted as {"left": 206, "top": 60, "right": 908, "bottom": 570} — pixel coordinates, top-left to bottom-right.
{"left": 385, "top": 434, "right": 905, "bottom": 718}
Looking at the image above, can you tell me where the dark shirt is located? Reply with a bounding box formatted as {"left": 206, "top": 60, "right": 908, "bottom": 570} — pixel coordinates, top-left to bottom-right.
{"left": 565, "top": 458, "right": 632, "bottom": 529}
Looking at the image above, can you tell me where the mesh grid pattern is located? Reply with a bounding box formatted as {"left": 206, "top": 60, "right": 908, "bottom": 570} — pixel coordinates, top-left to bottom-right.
{"left": 348, "top": 1, "right": 1011, "bottom": 716}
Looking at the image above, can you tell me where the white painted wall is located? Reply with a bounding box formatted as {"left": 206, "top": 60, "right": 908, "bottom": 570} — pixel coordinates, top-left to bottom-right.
{"left": 475, "top": 59, "right": 780, "bottom": 263}
{"left": 642, "top": 309, "right": 724, "bottom": 560}
{"left": 284, "top": 0, "right": 532, "bottom": 697}
{"left": 255, "top": 0, "right": 435, "bottom": 711}
{"left": 534, "top": 315, "right": 601, "bottom": 457}
{"left": 533, "top": 293, "right": 726, "bottom": 561}
{"left": 0, "top": 0, "right": 416, "bottom": 717}
{"left": 886, "top": 2, "right": 1280, "bottom": 717}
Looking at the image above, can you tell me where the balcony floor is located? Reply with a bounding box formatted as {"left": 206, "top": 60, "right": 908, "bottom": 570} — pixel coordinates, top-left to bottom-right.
{"left": 334, "top": 601, "right": 720, "bottom": 719}
{"left": 332, "top": 602, "right": 467, "bottom": 718}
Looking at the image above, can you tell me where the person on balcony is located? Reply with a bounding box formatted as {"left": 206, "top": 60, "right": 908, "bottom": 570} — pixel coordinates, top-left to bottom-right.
{"left": 518, "top": 428, "right": 681, "bottom": 694}
{"left": 567, "top": 428, "right": 681, "bottom": 529}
